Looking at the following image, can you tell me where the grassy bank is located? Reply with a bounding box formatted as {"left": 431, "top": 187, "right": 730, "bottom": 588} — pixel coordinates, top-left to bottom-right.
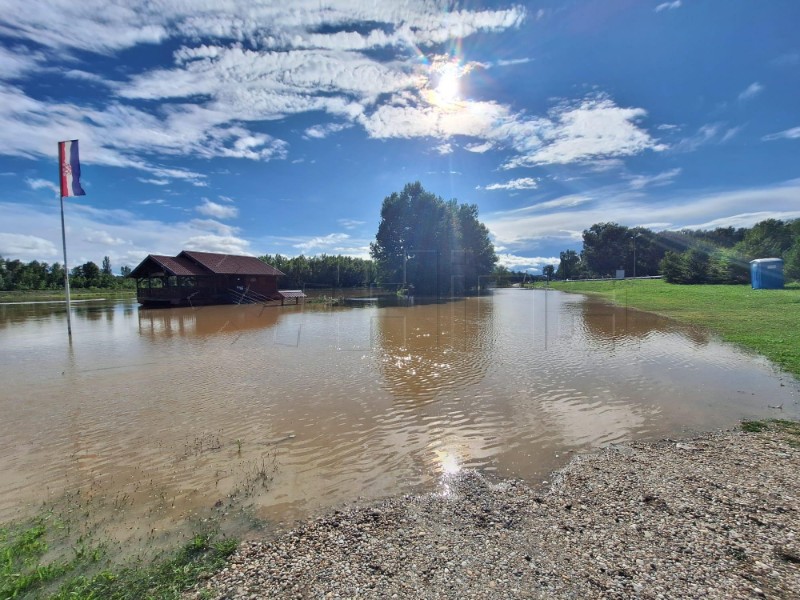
{"left": 0, "top": 289, "right": 136, "bottom": 303}
{"left": 549, "top": 279, "right": 800, "bottom": 378}
{"left": 0, "top": 513, "right": 236, "bottom": 599}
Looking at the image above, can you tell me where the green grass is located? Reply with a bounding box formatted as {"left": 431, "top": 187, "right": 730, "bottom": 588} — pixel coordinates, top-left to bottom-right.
{"left": 0, "top": 289, "right": 136, "bottom": 303}
{"left": 740, "top": 419, "right": 800, "bottom": 446}
{"left": 549, "top": 279, "right": 800, "bottom": 378}
{"left": 0, "top": 513, "right": 236, "bottom": 600}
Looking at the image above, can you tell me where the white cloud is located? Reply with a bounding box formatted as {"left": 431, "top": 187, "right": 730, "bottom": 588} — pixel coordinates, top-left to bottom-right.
{"left": 484, "top": 179, "right": 800, "bottom": 250}
{"left": 762, "top": 126, "right": 800, "bottom": 141}
{"left": 435, "top": 142, "right": 453, "bottom": 155}
{"left": 626, "top": 168, "right": 681, "bottom": 190}
{"left": 182, "top": 235, "right": 252, "bottom": 255}
{"left": 720, "top": 126, "right": 743, "bottom": 143}
{"left": 0, "top": 200, "right": 256, "bottom": 267}
{"left": 501, "top": 97, "right": 665, "bottom": 168}
{"left": 497, "top": 253, "right": 560, "bottom": 273}
{"left": 0, "top": 45, "right": 44, "bottom": 79}
{"left": 655, "top": 1, "right": 682, "bottom": 12}
{"left": 83, "top": 229, "right": 128, "bottom": 246}
{"left": 465, "top": 141, "right": 494, "bottom": 153}
{"left": 138, "top": 178, "right": 170, "bottom": 186}
{"left": 188, "top": 218, "right": 239, "bottom": 237}
{"left": 0, "top": 233, "right": 58, "bottom": 260}
{"left": 0, "top": 2, "right": 528, "bottom": 177}
{"left": 304, "top": 122, "right": 352, "bottom": 139}
{"left": 26, "top": 178, "right": 60, "bottom": 195}
{"left": 196, "top": 199, "right": 238, "bottom": 219}
{"left": 492, "top": 58, "right": 533, "bottom": 68}
{"left": 338, "top": 218, "right": 365, "bottom": 230}
{"left": 292, "top": 232, "right": 351, "bottom": 254}
{"left": 482, "top": 177, "right": 538, "bottom": 191}
{"left": 738, "top": 82, "right": 763, "bottom": 101}
{"left": 673, "top": 123, "right": 723, "bottom": 152}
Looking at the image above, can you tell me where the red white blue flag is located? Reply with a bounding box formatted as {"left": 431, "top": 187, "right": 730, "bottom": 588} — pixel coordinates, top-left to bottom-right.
{"left": 58, "top": 140, "right": 86, "bottom": 197}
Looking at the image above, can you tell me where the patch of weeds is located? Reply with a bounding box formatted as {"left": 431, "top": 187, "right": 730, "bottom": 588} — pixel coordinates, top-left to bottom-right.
{"left": 0, "top": 513, "right": 103, "bottom": 599}
{"left": 741, "top": 420, "right": 769, "bottom": 433}
{"left": 740, "top": 419, "right": 800, "bottom": 447}
{"left": 184, "top": 430, "right": 224, "bottom": 457}
{"left": 51, "top": 531, "right": 237, "bottom": 600}
{"left": 772, "top": 419, "right": 800, "bottom": 447}
{"left": 1, "top": 510, "right": 237, "bottom": 600}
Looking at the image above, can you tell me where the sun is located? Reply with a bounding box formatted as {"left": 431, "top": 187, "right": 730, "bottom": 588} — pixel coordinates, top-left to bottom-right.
{"left": 436, "top": 66, "right": 461, "bottom": 103}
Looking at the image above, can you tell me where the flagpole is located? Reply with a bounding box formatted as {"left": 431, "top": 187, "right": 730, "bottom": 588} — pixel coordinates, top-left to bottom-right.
{"left": 58, "top": 139, "right": 85, "bottom": 340}
{"left": 60, "top": 191, "right": 73, "bottom": 339}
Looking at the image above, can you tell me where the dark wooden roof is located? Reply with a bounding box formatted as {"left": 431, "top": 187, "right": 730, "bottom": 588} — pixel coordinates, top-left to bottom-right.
{"left": 130, "top": 251, "right": 284, "bottom": 278}
{"left": 180, "top": 251, "right": 284, "bottom": 276}
{"left": 130, "top": 254, "right": 207, "bottom": 278}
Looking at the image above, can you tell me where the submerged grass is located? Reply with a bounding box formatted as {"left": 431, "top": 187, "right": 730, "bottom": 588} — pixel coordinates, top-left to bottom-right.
{"left": 549, "top": 279, "right": 800, "bottom": 378}
{"left": 0, "top": 512, "right": 236, "bottom": 599}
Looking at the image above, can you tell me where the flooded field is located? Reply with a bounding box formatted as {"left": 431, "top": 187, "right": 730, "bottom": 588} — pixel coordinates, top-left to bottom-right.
{"left": 1, "top": 289, "right": 798, "bottom": 550}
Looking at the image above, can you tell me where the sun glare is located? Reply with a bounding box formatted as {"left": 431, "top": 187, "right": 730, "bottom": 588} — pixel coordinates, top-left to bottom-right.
{"left": 436, "top": 67, "right": 460, "bottom": 103}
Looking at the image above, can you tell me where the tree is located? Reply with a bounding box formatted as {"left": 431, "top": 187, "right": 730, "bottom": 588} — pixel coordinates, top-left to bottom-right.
{"left": 120, "top": 265, "right": 132, "bottom": 277}
{"left": 555, "top": 250, "right": 579, "bottom": 280}
{"left": 80, "top": 261, "right": 101, "bottom": 288}
{"left": 542, "top": 265, "right": 555, "bottom": 281}
{"left": 582, "top": 223, "right": 631, "bottom": 277}
{"left": 48, "top": 263, "right": 65, "bottom": 289}
{"left": 735, "top": 219, "right": 793, "bottom": 260}
{"left": 784, "top": 240, "right": 800, "bottom": 282}
{"left": 659, "top": 251, "right": 684, "bottom": 283}
{"left": 681, "top": 249, "right": 710, "bottom": 284}
{"left": 101, "top": 256, "right": 112, "bottom": 276}
{"left": 371, "top": 182, "right": 496, "bottom": 295}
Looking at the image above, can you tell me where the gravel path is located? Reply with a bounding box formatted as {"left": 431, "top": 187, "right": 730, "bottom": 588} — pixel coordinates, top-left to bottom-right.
{"left": 191, "top": 424, "right": 799, "bottom": 599}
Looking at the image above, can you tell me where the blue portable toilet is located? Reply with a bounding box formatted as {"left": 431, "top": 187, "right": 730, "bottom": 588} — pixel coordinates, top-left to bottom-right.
{"left": 750, "top": 258, "right": 784, "bottom": 289}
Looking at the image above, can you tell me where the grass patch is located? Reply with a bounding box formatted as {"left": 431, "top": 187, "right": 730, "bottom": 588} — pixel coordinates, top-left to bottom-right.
{"left": 0, "top": 512, "right": 236, "bottom": 600}
{"left": 0, "top": 289, "right": 136, "bottom": 303}
{"left": 740, "top": 419, "right": 800, "bottom": 447}
{"left": 550, "top": 279, "right": 800, "bottom": 378}
{"left": 740, "top": 420, "right": 769, "bottom": 433}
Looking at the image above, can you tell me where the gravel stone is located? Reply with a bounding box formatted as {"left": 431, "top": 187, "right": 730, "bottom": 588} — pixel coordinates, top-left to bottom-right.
{"left": 187, "top": 427, "right": 799, "bottom": 599}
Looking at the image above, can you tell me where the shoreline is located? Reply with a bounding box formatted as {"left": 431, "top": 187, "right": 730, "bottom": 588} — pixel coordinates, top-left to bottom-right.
{"left": 192, "top": 421, "right": 800, "bottom": 599}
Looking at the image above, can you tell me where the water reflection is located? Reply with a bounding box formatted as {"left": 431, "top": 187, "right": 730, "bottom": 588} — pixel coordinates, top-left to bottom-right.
{"left": 573, "top": 297, "right": 710, "bottom": 348}
{"left": 0, "top": 290, "right": 797, "bottom": 552}
{"left": 138, "top": 304, "right": 281, "bottom": 338}
{"left": 373, "top": 298, "right": 494, "bottom": 403}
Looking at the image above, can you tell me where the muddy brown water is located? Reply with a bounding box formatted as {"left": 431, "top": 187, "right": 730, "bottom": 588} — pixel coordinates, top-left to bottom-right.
{"left": 1, "top": 289, "right": 798, "bottom": 551}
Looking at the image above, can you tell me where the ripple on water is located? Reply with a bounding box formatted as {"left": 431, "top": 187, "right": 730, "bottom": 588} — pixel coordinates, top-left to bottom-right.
{"left": 0, "top": 292, "right": 798, "bottom": 542}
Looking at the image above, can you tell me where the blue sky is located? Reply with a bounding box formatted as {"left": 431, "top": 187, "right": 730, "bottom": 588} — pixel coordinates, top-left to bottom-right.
{"left": 1, "top": 0, "right": 799, "bottom": 274}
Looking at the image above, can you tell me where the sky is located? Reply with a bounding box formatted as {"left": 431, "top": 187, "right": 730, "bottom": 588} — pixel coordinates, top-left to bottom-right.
{"left": 1, "top": 0, "right": 799, "bottom": 274}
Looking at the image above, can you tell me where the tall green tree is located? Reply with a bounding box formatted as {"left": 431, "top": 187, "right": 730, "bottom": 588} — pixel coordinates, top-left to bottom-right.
{"left": 735, "top": 219, "right": 793, "bottom": 260}
{"left": 555, "top": 250, "right": 579, "bottom": 280}
{"left": 370, "top": 182, "right": 496, "bottom": 295}
{"left": 582, "top": 222, "right": 631, "bottom": 277}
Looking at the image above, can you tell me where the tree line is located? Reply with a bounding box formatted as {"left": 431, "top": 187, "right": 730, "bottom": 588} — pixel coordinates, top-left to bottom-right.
{"left": 549, "top": 219, "right": 800, "bottom": 284}
{"left": 259, "top": 254, "right": 377, "bottom": 289}
{"left": 0, "top": 256, "right": 135, "bottom": 290}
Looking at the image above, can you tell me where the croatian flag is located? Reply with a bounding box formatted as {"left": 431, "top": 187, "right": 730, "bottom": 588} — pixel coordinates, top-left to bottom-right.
{"left": 58, "top": 140, "right": 86, "bottom": 197}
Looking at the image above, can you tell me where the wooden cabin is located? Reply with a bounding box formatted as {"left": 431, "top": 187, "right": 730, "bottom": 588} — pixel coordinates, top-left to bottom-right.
{"left": 130, "top": 250, "right": 285, "bottom": 306}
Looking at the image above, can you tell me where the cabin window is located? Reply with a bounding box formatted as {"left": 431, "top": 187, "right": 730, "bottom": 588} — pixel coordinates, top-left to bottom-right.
{"left": 181, "top": 276, "right": 196, "bottom": 287}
